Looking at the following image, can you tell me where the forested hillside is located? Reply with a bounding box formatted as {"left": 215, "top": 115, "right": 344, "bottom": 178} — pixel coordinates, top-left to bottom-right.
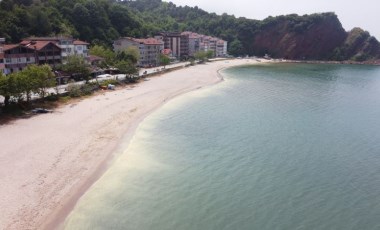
{"left": 0, "top": 0, "right": 379, "bottom": 61}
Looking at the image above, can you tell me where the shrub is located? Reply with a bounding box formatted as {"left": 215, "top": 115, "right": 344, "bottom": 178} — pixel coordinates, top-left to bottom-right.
{"left": 100, "top": 79, "right": 120, "bottom": 87}
{"left": 66, "top": 84, "right": 82, "bottom": 98}
{"left": 45, "top": 93, "right": 59, "bottom": 102}
{"left": 81, "top": 84, "right": 97, "bottom": 96}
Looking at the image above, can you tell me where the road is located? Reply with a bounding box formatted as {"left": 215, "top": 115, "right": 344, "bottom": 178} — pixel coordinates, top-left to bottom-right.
{"left": 0, "top": 61, "right": 192, "bottom": 104}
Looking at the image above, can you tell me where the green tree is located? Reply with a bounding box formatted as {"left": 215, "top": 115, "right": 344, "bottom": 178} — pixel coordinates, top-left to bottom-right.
{"left": 116, "top": 46, "right": 140, "bottom": 64}
{"left": 229, "top": 39, "right": 243, "bottom": 56}
{"left": 89, "top": 45, "right": 116, "bottom": 67}
{"left": 0, "top": 72, "right": 11, "bottom": 107}
{"left": 115, "top": 60, "right": 139, "bottom": 83}
{"left": 63, "top": 55, "right": 91, "bottom": 83}
{"left": 3, "top": 72, "right": 25, "bottom": 104}
{"left": 194, "top": 51, "right": 207, "bottom": 63}
{"left": 15, "top": 70, "right": 36, "bottom": 103}
{"left": 159, "top": 54, "right": 170, "bottom": 68}
{"left": 24, "top": 65, "right": 56, "bottom": 100}
{"left": 206, "top": 50, "right": 215, "bottom": 59}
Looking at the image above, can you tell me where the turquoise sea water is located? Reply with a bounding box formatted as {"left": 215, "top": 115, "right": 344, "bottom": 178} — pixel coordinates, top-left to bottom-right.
{"left": 65, "top": 63, "right": 380, "bottom": 230}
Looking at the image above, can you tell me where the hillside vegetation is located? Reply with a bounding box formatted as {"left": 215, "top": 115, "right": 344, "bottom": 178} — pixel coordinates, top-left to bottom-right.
{"left": 0, "top": 0, "right": 379, "bottom": 61}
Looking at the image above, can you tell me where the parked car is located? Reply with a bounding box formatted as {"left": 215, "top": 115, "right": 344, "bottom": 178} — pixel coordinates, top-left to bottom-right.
{"left": 31, "top": 108, "right": 52, "bottom": 114}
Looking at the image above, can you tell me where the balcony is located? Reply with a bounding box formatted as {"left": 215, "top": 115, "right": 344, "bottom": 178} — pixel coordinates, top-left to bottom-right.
{"left": 5, "top": 53, "right": 35, "bottom": 59}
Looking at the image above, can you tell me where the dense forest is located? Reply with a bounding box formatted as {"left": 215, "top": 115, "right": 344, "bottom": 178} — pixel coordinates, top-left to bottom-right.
{"left": 0, "top": 0, "right": 379, "bottom": 61}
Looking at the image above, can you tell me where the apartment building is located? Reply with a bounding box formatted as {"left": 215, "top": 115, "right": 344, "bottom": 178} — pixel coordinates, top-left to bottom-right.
{"left": 181, "top": 31, "right": 228, "bottom": 58}
{"left": 155, "top": 32, "right": 182, "bottom": 59}
{"left": 216, "top": 40, "right": 228, "bottom": 57}
{"left": 113, "top": 37, "right": 164, "bottom": 67}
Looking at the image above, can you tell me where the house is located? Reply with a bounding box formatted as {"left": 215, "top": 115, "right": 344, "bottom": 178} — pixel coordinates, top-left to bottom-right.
{"left": 21, "top": 37, "right": 89, "bottom": 60}
{"left": 87, "top": 55, "right": 104, "bottom": 66}
{"left": 2, "top": 44, "right": 36, "bottom": 74}
{"left": 21, "top": 40, "right": 62, "bottom": 66}
{"left": 113, "top": 37, "right": 164, "bottom": 67}
{"left": 73, "top": 40, "right": 89, "bottom": 58}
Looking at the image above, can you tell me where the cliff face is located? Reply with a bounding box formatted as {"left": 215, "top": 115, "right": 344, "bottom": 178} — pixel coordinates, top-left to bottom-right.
{"left": 332, "top": 28, "right": 380, "bottom": 61}
{"left": 251, "top": 13, "right": 347, "bottom": 60}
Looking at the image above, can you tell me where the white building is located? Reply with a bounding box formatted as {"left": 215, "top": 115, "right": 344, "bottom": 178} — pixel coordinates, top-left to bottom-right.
{"left": 73, "top": 40, "right": 89, "bottom": 58}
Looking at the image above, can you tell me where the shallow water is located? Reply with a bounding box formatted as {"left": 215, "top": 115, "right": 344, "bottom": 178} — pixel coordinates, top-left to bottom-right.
{"left": 65, "top": 63, "right": 380, "bottom": 230}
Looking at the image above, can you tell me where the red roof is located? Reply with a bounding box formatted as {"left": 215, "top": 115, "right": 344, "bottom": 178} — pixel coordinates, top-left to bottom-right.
{"left": 22, "top": 41, "right": 60, "bottom": 50}
{"left": 73, "top": 40, "right": 89, "bottom": 45}
{"left": 162, "top": 49, "right": 172, "bottom": 55}
{"left": 3, "top": 44, "right": 21, "bottom": 51}
{"left": 22, "top": 41, "right": 61, "bottom": 51}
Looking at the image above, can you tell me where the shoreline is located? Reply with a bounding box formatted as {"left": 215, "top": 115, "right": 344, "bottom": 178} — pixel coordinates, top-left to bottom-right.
{"left": 0, "top": 59, "right": 260, "bottom": 230}
{"left": 281, "top": 59, "right": 380, "bottom": 66}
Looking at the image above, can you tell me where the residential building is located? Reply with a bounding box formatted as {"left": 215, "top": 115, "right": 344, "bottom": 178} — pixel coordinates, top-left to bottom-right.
{"left": 0, "top": 38, "right": 5, "bottom": 74}
{"left": 113, "top": 37, "right": 164, "bottom": 67}
{"left": 2, "top": 44, "right": 36, "bottom": 74}
{"left": 180, "top": 34, "right": 189, "bottom": 58}
{"left": 22, "top": 40, "right": 61, "bottom": 66}
{"left": 21, "top": 37, "right": 89, "bottom": 59}
{"left": 182, "top": 32, "right": 201, "bottom": 57}
{"left": 155, "top": 32, "right": 182, "bottom": 59}
{"left": 181, "top": 31, "right": 228, "bottom": 57}
{"left": 73, "top": 40, "right": 89, "bottom": 57}
{"left": 216, "top": 40, "right": 228, "bottom": 57}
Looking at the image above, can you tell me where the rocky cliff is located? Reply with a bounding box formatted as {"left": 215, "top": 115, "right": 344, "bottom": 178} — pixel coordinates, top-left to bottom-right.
{"left": 250, "top": 13, "right": 380, "bottom": 61}
{"left": 251, "top": 13, "right": 345, "bottom": 59}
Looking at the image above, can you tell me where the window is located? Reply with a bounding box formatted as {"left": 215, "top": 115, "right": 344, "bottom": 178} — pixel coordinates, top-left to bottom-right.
{"left": 77, "top": 46, "right": 82, "bottom": 51}
{"left": 0, "top": 59, "right": 3, "bottom": 63}
{"left": 6, "top": 58, "right": 11, "bottom": 63}
{"left": 26, "top": 57, "right": 30, "bottom": 62}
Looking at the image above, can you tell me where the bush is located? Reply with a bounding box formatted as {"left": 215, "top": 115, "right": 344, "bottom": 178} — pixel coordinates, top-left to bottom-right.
{"left": 81, "top": 84, "right": 97, "bottom": 96}
{"left": 59, "top": 96, "right": 71, "bottom": 103}
{"left": 100, "top": 79, "right": 120, "bottom": 87}
{"left": 66, "top": 84, "right": 82, "bottom": 98}
{"left": 45, "top": 93, "right": 59, "bottom": 102}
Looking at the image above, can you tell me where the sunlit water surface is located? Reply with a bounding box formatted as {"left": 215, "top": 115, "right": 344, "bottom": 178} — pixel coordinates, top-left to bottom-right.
{"left": 65, "top": 63, "right": 380, "bottom": 230}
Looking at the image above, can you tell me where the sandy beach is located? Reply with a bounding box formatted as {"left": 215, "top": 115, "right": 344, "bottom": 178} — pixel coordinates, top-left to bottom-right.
{"left": 0, "top": 59, "right": 257, "bottom": 229}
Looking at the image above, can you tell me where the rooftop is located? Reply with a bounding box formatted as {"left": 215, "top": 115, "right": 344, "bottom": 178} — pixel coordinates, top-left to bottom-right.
{"left": 22, "top": 41, "right": 61, "bottom": 51}
{"left": 124, "top": 37, "right": 163, "bottom": 45}
{"left": 3, "top": 44, "right": 21, "bottom": 51}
